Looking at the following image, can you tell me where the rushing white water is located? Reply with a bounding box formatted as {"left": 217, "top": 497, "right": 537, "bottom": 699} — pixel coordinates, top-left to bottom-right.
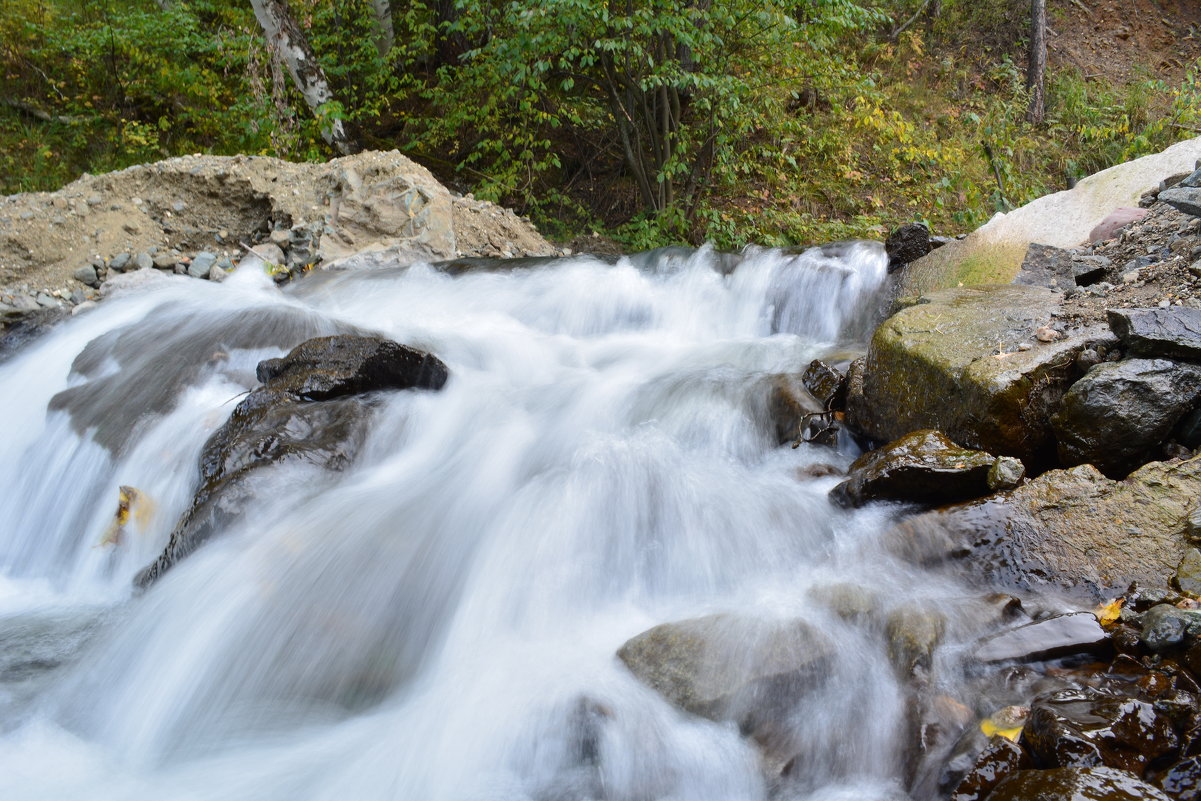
{"left": 0, "top": 244, "right": 1003, "bottom": 801}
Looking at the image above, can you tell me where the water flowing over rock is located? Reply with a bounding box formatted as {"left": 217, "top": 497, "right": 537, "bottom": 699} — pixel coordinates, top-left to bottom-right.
{"left": 134, "top": 335, "right": 449, "bottom": 586}
{"left": 892, "top": 457, "right": 1201, "bottom": 599}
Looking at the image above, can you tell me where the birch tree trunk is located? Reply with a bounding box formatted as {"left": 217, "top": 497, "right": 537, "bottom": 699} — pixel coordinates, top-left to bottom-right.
{"left": 370, "top": 0, "right": 395, "bottom": 58}
{"left": 249, "top": 0, "right": 359, "bottom": 155}
{"left": 1026, "top": 0, "right": 1047, "bottom": 124}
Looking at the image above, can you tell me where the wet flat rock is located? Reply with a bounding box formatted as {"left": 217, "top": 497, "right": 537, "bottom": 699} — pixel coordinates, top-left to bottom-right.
{"left": 987, "top": 766, "right": 1171, "bottom": 801}
{"left": 890, "top": 457, "right": 1201, "bottom": 600}
{"left": 974, "top": 612, "right": 1109, "bottom": 664}
{"left": 830, "top": 429, "right": 1000, "bottom": 508}
{"left": 1108, "top": 307, "right": 1201, "bottom": 361}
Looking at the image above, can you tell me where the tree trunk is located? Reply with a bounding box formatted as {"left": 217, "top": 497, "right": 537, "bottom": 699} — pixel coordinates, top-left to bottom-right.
{"left": 1026, "top": 0, "right": 1046, "bottom": 124}
{"left": 370, "top": 0, "right": 394, "bottom": 59}
{"left": 249, "top": 0, "right": 358, "bottom": 155}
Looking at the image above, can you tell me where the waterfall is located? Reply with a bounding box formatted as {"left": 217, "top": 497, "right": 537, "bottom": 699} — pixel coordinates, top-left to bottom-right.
{"left": 0, "top": 244, "right": 990, "bottom": 800}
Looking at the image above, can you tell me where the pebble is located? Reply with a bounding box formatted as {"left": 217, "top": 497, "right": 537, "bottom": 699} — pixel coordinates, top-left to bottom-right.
{"left": 1160, "top": 299, "right": 1172, "bottom": 308}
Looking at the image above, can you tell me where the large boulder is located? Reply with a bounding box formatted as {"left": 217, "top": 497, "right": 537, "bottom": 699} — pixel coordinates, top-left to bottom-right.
{"left": 1051, "top": 358, "right": 1201, "bottom": 476}
{"left": 847, "top": 285, "right": 1113, "bottom": 465}
{"left": 616, "top": 614, "right": 831, "bottom": 727}
{"left": 891, "top": 456, "right": 1201, "bottom": 600}
{"left": 134, "top": 335, "right": 448, "bottom": 586}
{"left": 895, "top": 135, "right": 1201, "bottom": 297}
{"left": 829, "top": 429, "right": 1006, "bottom": 508}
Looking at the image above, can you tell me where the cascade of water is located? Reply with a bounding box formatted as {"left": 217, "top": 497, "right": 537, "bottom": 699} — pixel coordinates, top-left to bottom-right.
{"left": 0, "top": 244, "right": 987, "bottom": 801}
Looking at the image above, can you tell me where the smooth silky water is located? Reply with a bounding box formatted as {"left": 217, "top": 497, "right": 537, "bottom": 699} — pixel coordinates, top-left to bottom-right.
{"left": 0, "top": 245, "right": 1008, "bottom": 800}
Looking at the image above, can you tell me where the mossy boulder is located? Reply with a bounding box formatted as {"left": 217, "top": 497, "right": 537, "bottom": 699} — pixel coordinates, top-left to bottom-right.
{"left": 890, "top": 456, "right": 1201, "bottom": 600}
{"left": 847, "top": 285, "right": 1112, "bottom": 465}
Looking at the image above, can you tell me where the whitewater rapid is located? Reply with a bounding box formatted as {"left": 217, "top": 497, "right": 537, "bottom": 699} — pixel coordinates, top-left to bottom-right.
{"left": 0, "top": 245, "right": 992, "bottom": 801}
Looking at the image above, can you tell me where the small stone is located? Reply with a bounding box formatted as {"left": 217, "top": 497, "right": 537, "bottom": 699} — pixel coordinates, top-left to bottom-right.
{"left": 269, "top": 229, "right": 292, "bottom": 247}
{"left": 988, "top": 457, "right": 1025, "bottom": 490}
{"left": 250, "top": 243, "right": 285, "bottom": 265}
{"left": 1122, "top": 269, "right": 1141, "bottom": 284}
{"left": 109, "top": 253, "right": 131, "bottom": 272}
{"left": 1035, "top": 326, "right": 1061, "bottom": 343}
{"left": 152, "top": 252, "right": 178, "bottom": 269}
{"left": 35, "top": 293, "right": 57, "bottom": 307}
{"left": 133, "top": 252, "right": 154, "bottom": 271}
{"left": 1161, "top": 300, "right": 1173, "bottom": 309}
{"left": 171, "top": 200, "right": 186, "bottom": 213}
{"left": 207, "top": 264, "right": 228, "bottom": 282}
{"left": 72, "top": 265, "right": 99, "bottom": 288}
{"left": 86, "top": 195, "right": 102, "bottom": 206}
{"left": 1161, "top": 187, "right": 1201, "bottom": 218}
{"left": 1175, "top": 549, "right": 1201, "bottom": 598}
{"left": 1139, "top": 604, "right": 1201, "bottom": 652}
{"left": 1017, "top": 342, "right": 1033, "bottom": 351}
{"left": 188, "top": 252, "right": 217, "bottom": 279}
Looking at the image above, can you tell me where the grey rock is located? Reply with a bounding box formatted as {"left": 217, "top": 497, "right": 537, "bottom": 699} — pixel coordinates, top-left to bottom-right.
{"left": 1174, "top": 548, "right": 1201, "bottom": 598}
{"left": 250, "top": 242, "right": 285, "bottom": 265}
{"left": 133, "top": 252, "right": 154, "bottom": 271}
{"left": 1015, "top": 243, "right": 1075, "bottom": 292}
{"left": 1052, "top": 358, "right": 1201, "bottom": 476}
{"left": 1161, "top": 187, "right": 1201, "bottom": 217}
{"left": 269, "top": 228, "right": 291, "bottom": 247}
{"left": 1108, "top": 307, "right": 1201, "bottom": 361}
{"left": 885, "top": 604, "right": 945, "bottom": 677}
{"left": 207, "top": 264, "right": 228, "bottom": 283}
{"left": 152, "top": 252, "right": 178, "bottom": 269}
{"left": 1139, "top": 604, "right": 1201, "bottom": 652}
{"left": 1072, "top": 255, "right": 1110, "bottom": 286}
{"left": 617, "top": 614, "right": 831, "bottom": 725}
{"left": 35, "top": 293, "right": 58, "bottom": 307}
{"left": 187, "top": 251, "right": 217, "bottom": 279}
{"left": 1181, "top": 168, "right": 1201, "bottom": 189}
{"left": 109, "top": 253, "right": 131, "bottom": 272}
{"left": 72, "top": 265, "right": 99, "bottom": 288}
{"left": 973, "top": 612, "right": 1107, "bottom": 663}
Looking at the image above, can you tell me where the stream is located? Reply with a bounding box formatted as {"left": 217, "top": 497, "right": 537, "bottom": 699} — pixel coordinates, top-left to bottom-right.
{"left": 0, "top": 245, "right": 1026, "bottom": 800}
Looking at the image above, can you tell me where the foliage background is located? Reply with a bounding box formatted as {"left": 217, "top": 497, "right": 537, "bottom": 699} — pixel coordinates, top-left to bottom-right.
{"left": 2, "top": 0, "right": 1199, "bottom": 249}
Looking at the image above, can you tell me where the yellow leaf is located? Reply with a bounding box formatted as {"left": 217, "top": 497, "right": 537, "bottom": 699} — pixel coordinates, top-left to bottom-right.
{"left": 1095, "top": 598, "right": 1123, "bottom": 626}
{"left": 980, "top": 718, "right": 1022, "bottom": 741}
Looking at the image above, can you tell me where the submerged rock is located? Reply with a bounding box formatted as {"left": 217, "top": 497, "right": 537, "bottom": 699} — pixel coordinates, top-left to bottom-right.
{"left": 890, "top": 458, "right": 1201, "bottom": 600}
{"left": 1022, "top": 687, "right": 1177, "bottom": 773}
{"left": 1051, "top": 358, "right": 1201, "bottom": 476}
{"left": 829, "top": 429, "right": 998, "bottom": 508}
{"left": 616, "top": 614, "right": 831, "bottom": 728}
{"left": 847, "top": 285, "right": 1113, "bottom": 465}
{"left": 134, "top": 335, "right": 449, "bottom": 587}
{"left": 987, "top": 766, "right": 1171, "bottom": 801}
{"left": 885, "top": 604, "right": 945, "bottom": 677}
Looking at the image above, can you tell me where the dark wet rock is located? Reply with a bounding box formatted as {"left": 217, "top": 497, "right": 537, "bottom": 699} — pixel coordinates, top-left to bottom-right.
{"left": 1175, "top": 550, "right": 1201, "bottom": 598}
{"left": 1161, "top": 187, "right": 1201, "bottom": 218}
{"left": 886, "top": 222, "right": 932, "bottom": 271}
{"left": 801, "top": 359, "right": 847, "bottom": 410}
{"left": 255, "top": 335, "right": 448, "bottom": 398}
{"left": 1052, "top": 359, "right": 1201, "bottom": 476}
{"left": 1107, "top": 308, "right": 1201, "bottom": 362}
{"left": 134, "top": 336, "right": 448, "bottom": 587}
{"left": 1016, "top": 244, "right": 1107, "bottom": 291}
{"left": 885, "top": 604, "right": 945, "bottom": 677}
{"left": 616, "top": 613, "right": 831, "bottom": 727}
{"left": 1126, "top": 584, "right": 1187, "bottom": 614}
{"left": 1161, "top": 755, "right": 1201, "bottom": 800}
{"left": 889, "top": 458, "right": 1201, "bottom": 600}
{"left": 1023, "top": 687, "right": 1178, "bottom": 773}
{"left": 49, "top": 304, "right": 350, "bottom": 453}
{"left": 1139, "top": 605, "right": 1201, "bottom": 653}
{"left": 974, "top": 612, "right": 1109, "bottom": 664}
{"left": 830, "top": 429, "right": 999, "bottom": 508}
{"left": 847, "top": 285, "right": 1115, "bottom": 465}
{"left": 988, "top": 457, "right": 1026, "bottom": 491}
{"left": 0, "top": 306, "right": 69, "bottom": 363}
{"left": 949, "top": 736, "right": 1030, "bottom": 801}
{"left": 988, "top": 766, "right": 1171, "bottom": 801}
